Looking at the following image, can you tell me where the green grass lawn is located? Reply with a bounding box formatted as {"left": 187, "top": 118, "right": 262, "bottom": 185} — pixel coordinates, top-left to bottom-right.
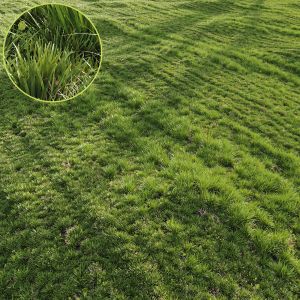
{"left": 0, "top": 0, "right": 299, "bottom": 298}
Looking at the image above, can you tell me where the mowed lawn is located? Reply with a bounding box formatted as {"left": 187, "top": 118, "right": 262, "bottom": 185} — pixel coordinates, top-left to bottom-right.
{"left": 0, "top": 0, "right": 299, "bottom": 299}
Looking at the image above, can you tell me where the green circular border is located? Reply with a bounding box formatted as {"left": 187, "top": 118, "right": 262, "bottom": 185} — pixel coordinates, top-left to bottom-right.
{"left": 2, "top": 2, "right": 103, "bottom": 104}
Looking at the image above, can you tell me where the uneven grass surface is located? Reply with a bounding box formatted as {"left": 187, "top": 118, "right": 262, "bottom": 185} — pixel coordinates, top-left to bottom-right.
{"left": 0, "top": 0, "right": 299, "bottom": 298}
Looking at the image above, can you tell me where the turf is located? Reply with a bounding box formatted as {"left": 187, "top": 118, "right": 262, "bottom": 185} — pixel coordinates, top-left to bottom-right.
{"left": 0, "top": 0, "right": 299, "bottom": 299}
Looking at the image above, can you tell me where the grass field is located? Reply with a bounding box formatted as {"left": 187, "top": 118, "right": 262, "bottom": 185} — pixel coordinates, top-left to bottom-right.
{"left": 0, "top": 0, "right": 299, "bottom": 299}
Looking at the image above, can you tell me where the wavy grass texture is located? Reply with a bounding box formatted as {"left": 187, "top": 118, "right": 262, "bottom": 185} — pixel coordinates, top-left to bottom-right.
{"left": 4, "top": 4, "right": 101, "bottom": 101}
{"left": 0, "top": 0, "right": 299, "bottom": 299}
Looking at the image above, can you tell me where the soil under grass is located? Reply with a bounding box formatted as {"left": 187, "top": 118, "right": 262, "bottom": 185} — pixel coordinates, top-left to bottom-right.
{"left": 0, "top": 0, "right": 299, "bottom": 299}
{"left": 4, "top": 4, "right": 101, "bottom": 101}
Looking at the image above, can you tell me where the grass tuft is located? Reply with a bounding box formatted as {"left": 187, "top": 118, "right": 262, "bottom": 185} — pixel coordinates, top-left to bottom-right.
{"left": 4, "top": 4, "right": 101, "bottom": 101}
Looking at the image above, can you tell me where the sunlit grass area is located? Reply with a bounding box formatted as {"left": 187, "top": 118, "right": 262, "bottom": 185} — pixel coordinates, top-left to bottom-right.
{"left": 0, "top": 0, "right": 299, "bottom": 299}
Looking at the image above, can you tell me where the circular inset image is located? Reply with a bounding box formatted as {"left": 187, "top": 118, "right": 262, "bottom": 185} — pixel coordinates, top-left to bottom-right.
{"left": 3, "top": 4, "right": 102, "bottom": 102}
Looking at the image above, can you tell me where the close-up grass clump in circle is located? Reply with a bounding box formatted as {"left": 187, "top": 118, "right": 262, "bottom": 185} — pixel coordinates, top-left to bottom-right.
{"left": 3, "top": 4, "right": 102, "bottom": 102}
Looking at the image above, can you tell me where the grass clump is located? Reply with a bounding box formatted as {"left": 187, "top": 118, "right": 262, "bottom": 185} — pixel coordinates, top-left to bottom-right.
{"left": 4, "top": 4, "right": 101, "bottom": 101}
